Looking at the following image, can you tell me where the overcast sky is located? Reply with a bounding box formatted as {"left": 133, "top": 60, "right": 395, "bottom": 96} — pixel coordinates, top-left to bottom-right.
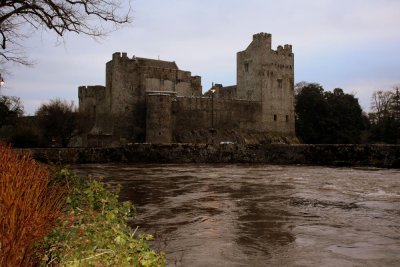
{"left": 2, "top": 0, "right": 400, "bottom": 114}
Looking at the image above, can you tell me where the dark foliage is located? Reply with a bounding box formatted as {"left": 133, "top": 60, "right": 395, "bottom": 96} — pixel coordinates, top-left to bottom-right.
{"left": 10, "top": 116, "right": 40, "bottom": 147}
{"left": 35, "top": 99, "right": 78, "bottom": 147}
{"left": 295, "top": 83, "right": 364, "bottom": 144}
{"left": 0, "top": 95, "right": 23, "bottom": 127}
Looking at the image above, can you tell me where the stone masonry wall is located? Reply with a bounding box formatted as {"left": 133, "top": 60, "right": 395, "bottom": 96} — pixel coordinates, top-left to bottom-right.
{"left": 146, "top": 92, "right": 175, "bottom": 143}
{"left": 237, "top": 33, "right": 295, "bottom": 136}
{"left": 78, "top": 33, "right": 296, "bottom": 146}
{"left": 172, "top": 97, "right": 263, "bottom": 143}
{"left": 80, "top": 52, "right": 203, "bottom": 144}
{"left": 24, "top": 144, "right": 400, "bottom": 168}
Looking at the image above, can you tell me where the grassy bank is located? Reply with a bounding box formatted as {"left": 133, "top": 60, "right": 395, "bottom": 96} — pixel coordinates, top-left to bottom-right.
{"left": 0, "top": 144, "right": 165, "bottom": 266}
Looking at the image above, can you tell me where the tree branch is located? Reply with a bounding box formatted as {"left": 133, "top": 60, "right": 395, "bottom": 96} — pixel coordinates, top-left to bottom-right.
{"left": 0, "top": 0, "right": 132, "bottom": 65}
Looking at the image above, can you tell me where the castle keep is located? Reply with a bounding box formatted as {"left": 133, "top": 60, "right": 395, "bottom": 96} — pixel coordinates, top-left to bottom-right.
{"left": 79, "top": 33, "right": 296, "bottom": 146}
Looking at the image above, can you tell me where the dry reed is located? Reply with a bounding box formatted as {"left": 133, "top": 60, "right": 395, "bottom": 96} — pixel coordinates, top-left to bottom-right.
{"left": 0, "top": 144, "right": 65, "bottom": 267}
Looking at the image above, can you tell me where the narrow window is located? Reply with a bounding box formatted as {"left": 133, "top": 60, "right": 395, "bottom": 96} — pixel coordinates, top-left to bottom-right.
{"left": 274, "top": 114, "right": 277, "bottom": 121}
{"left": 244, "top": 63, "right": 249, "bottom": 72}
{"left": 286, "top": 115, "right": 289, "bottom": 122}
{"left": 277, "top": 79, "right": 283, "bottom": 89}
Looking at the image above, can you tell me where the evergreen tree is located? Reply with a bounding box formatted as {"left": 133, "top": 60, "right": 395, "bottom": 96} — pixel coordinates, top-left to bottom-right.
{"left": 295, "top": 83, "right": 364, "bottom": 144}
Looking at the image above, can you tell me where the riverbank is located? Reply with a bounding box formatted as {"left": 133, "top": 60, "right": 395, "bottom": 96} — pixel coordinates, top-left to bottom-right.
{"left": 40, "top": 169, "right": 165, "bottom": 266}
{"left": 20, "top": 144, "right": 400, "bottom": 168}
{"left": 0, "top": 144, "right": 164, "bottom": 266}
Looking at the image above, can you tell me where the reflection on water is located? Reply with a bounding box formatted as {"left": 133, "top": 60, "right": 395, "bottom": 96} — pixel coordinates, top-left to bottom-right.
{"left": 72, "top": 164, "right": 400, "bottom": 266}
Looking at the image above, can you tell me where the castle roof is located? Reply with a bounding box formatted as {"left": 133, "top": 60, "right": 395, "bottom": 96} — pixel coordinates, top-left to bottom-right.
{"left": 136, "top": 57, "right": 179, "bottom": 70}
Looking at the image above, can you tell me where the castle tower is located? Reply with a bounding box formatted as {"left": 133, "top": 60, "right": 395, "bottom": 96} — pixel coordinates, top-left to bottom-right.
{"left": 236, "top": 33, "right": 295, "bottom": 136}
{"left": 145, "top": 92, "right": 176, "bottom": 143}
{"left": 102, "top": 52, "right": 202, "bottom": 143}
{"left": 104, "top": 52, "right": 144, "bottom": 142}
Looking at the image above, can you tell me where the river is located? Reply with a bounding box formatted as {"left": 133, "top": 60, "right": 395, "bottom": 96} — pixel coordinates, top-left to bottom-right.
{"left": 72, "top": 164, "right": 400, "bottom": 266}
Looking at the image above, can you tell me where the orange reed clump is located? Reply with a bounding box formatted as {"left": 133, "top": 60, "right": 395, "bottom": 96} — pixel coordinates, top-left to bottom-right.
{"left": 0, "top": 144, "right": 65, "bottom": 267}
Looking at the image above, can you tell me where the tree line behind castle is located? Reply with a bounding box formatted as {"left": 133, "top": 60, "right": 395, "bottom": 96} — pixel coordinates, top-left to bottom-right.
{"left": 1, "top": 33, "right": 399, "bottom": 146}
{"left": 1, "top": 84, "right": 399, "bottom": 147}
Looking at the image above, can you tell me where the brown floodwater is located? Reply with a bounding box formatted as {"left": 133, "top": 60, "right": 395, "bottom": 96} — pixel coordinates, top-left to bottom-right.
{"left": 72, "top": 164, "right": 400, "bottom": 266}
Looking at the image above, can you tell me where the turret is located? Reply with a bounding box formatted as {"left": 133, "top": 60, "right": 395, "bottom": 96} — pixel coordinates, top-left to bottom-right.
{"left": 112, "top": 52, "right": 129, "bottom": 61}
{"left": 145, "top": 91, "right": 176, "bottom": 143}
{"left": 252, "top": 32, "right": 271, "bottom": 43}
{"left": 251, "top": 32, "right": 272, "bottom": 50}
{"left": 236, "top": 32, "right": 295, "bottom": 136}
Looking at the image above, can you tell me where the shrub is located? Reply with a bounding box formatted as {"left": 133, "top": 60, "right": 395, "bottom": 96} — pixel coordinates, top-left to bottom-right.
{"left": 0, "top": 144, "right": 65, "bottom": 266}
{"left": 0, "top": 144, "right": 164, "bottom": 266}
{"left": 40, "top": 169, "right": 165, "bottom": 266}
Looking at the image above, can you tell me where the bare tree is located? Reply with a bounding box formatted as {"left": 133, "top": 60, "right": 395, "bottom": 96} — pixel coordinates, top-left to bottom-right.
{"left": 390, "top": 85, "right": 400, "bottom": 121}
{"left": 370, "top": 90, "right": 393, "bottom": 123}
{"left": 0, "top": 0, "right": 132, "bottom": 65}
{"left": 36, "top": 99, "right": 78, "bottom": 147}
{"left": 0, "top": 95, "right": 23, "bottom": 127}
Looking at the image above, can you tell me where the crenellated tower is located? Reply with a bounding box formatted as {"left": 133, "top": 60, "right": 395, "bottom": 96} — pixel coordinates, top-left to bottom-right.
{"left": 78, "top": 32, "right": 296, "bottom": 147}
{"left": 236, "top": 32, "right": 295, "bottom": 136}
{"left": 79, "top": 52, "right": 202, "bottom": 145}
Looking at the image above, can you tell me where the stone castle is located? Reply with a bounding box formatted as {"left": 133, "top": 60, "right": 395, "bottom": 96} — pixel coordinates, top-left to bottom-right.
{"left": 78, "top": 33, "right": 296, "bottom": 146}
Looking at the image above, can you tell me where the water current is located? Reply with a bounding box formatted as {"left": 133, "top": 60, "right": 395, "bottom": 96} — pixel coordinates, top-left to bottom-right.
{"left": 72, "top": 164, "right": 400, "bottom": 266}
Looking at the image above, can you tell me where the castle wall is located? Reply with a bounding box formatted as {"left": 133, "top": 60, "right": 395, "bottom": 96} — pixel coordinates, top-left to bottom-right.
{"left": 237, "top": 33, "right": 295, "bottom": 136}
{"left": 25, "top": 144, "right": 400, "bottom": 168}
{"left": 78, "top": 85, "right": 107, "bottom": 132}
{"left": 79, "top": 33, "right": 296, "bottom": 146}
{"left": 146, "top": 92, "right": 175, "bottom": 143}
{"left": 104, "top": 53, "right": 142, "bottom": 142}
{"left": 171, "top": 96, "right": 263, "bottom": 143}
{"left": 100, "top": 52, "right": 202, "bottom": 143}
{"left": 175, "top": 81, "right": 192, "bottom": 96}
{"left": 237, "top": 34, "right": 272, "bottom": 101}
{"left": 78, "top": 85, "right": 106, "bottom": 116}
{"left": 261, "top": 48, "right": 295, "bottom": 136}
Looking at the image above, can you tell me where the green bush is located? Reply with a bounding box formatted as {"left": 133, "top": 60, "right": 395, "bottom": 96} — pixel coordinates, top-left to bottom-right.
{"left": 40, "top": 169, "right": 165, "bottom": 266}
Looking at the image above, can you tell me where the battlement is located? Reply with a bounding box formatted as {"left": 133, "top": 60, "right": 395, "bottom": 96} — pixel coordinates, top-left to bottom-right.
{"left": 111, "top": 52, "right": 179, "bottom": 71}
{"left": 276, "top": 44, "right": 293, "bottom": 55}
{"left": 250, "top": 33, "right": 292, "bottom": 56}
{"left": 190, "top": 75, "right": 201, "bottom": 86}
{"left": 248, "top": 32, "right": 272, "bottom": 50}
{"left": 284, "top": 44, "right": 292, "bottom": 52}
{"left": 112, "top": 52, "right": 129, "bottom": 61}
{"left": 253, "top": 32, "right": 272, "bottom": 41}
